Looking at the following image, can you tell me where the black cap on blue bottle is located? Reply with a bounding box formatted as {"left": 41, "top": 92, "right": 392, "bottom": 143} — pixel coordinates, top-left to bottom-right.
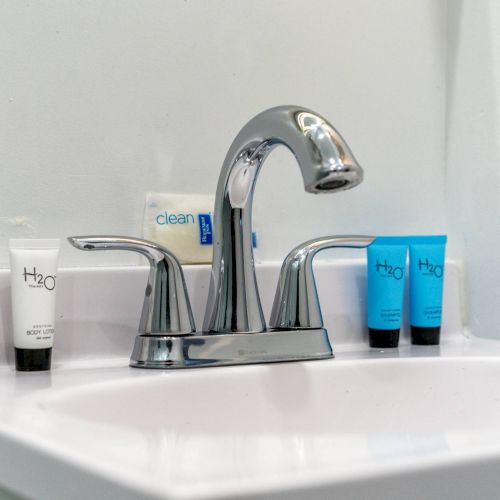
{"left": 411, "top": 326, "right": 440, "bottom": 345}
{"left": 369, "top": 328, "right": 400, "bottom": 348}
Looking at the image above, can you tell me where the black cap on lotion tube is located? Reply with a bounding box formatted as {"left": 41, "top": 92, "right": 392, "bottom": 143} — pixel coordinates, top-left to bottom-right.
{"left": 367, "top": 237, "right": 409, "bottom": 349}
{"left": 9, "top": 239, "right": 60, "bottom": 372}
{"left": 15, "top": 348, "right": 52, "bottom": 372}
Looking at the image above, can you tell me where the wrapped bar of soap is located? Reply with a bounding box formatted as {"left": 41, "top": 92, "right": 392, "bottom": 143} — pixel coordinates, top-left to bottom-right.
{"left": 143, "top": 192, "right": 215, "bottom": 264}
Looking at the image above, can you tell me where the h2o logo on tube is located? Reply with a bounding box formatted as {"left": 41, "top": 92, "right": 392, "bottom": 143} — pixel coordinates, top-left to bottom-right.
{"left": 417, "top": 258, "right": 443, "bottom": 278}
{"left": 376, "top": 259, "right": 404, "bottom": 280}
{"left": 22, "top": 267, "right": 56, "bottom": 291}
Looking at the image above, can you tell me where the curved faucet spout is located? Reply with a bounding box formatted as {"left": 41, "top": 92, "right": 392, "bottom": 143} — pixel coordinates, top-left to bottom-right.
{"left": 203, "top": 105, "right": 364, "bottom": 334}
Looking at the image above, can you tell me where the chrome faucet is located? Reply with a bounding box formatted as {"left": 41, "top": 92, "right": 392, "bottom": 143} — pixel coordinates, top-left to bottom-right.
{"left": 69, "top": 106, "right": 366, "bottom": 369}
{"left": 204, "top": 105, "right": 363, "bottom": 334}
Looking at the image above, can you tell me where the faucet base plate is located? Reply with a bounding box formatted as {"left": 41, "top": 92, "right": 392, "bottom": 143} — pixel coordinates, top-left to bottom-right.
{"left": 130, "top": 329, "right": 333, "bottom": 369}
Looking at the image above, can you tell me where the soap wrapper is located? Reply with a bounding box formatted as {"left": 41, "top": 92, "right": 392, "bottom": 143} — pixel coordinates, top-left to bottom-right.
{"left": 143, "top": 192, "right": 216, "bottom": 264}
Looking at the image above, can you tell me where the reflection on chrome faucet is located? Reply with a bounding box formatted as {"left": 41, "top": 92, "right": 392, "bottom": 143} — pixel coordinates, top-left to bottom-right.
{"left": 69, "top": 106, "right": 365, "bottom": 369}
{"left": 204, "top": 106, "right": 364, "bottom": 334}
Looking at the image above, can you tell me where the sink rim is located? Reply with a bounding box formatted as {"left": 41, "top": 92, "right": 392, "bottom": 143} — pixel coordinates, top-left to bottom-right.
{"left": 2, "top": 346, "right": 500, "bottom": 500}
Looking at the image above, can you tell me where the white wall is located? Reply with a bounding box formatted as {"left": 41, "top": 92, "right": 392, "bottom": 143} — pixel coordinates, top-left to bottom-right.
{"left": 446, "top": 0, "right": 500, "bottom": 339}
{"left": 0, "top": 0, "right": 447, "bottom": 268}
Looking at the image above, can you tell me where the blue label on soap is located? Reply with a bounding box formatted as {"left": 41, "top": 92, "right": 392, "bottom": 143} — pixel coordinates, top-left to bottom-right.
{"left": 198, "top": 213, "right": 213, "bottom": 245}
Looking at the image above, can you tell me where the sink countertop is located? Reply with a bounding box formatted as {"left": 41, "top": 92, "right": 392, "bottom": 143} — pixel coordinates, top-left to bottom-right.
{"left": 0, "top": 260, "right": 492, "bottom": 500}
{"left": 0, "top": 337, "right": 499, "bottom": 500}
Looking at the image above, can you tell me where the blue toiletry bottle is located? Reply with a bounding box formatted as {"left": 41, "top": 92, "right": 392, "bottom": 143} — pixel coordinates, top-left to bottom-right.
{"left": 367, "top": 237, "right": 408, "bottom": 348}
{"left": 409, "top": 235, "right": 447, "bottom": 345}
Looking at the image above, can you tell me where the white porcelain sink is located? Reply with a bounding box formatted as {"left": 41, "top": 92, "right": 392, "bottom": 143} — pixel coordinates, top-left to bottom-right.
{"left": 11, "top": 354, "right": 500, "bottom": 500}
{"left": 46, "top": 357, "right": 500, "bottom": 435}
{"left": 0, "top": 262, "right": 491, "bottom": 500}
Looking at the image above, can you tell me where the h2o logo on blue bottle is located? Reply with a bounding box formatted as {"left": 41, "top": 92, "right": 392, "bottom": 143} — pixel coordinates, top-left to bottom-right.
{"left": 418, "top": 258, "right": 443, "bottom": 278}
{"left": 375, "top": 259, "right": 404, "bottom": 280}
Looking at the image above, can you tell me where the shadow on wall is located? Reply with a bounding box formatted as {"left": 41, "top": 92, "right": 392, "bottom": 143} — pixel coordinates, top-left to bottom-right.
{"left": 446, "top": 0, "right": 500, "bottom": 338}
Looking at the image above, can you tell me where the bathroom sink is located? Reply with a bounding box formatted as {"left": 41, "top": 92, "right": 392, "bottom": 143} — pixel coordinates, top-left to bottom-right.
{"left": 13, "top": 354, "right": 500, "bottom": 500}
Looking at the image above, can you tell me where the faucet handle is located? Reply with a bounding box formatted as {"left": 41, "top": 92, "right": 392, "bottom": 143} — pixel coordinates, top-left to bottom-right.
{"left": 67, "top": 236, "right": 196, "bottom": 336}
{"left": 269, "top": 235, "right": 375, "bottom": 330}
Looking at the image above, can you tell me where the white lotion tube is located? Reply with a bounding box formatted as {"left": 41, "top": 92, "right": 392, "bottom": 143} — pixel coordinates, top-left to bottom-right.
{"left": 9, "top": 239, "right": 60, "bottom": 371}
